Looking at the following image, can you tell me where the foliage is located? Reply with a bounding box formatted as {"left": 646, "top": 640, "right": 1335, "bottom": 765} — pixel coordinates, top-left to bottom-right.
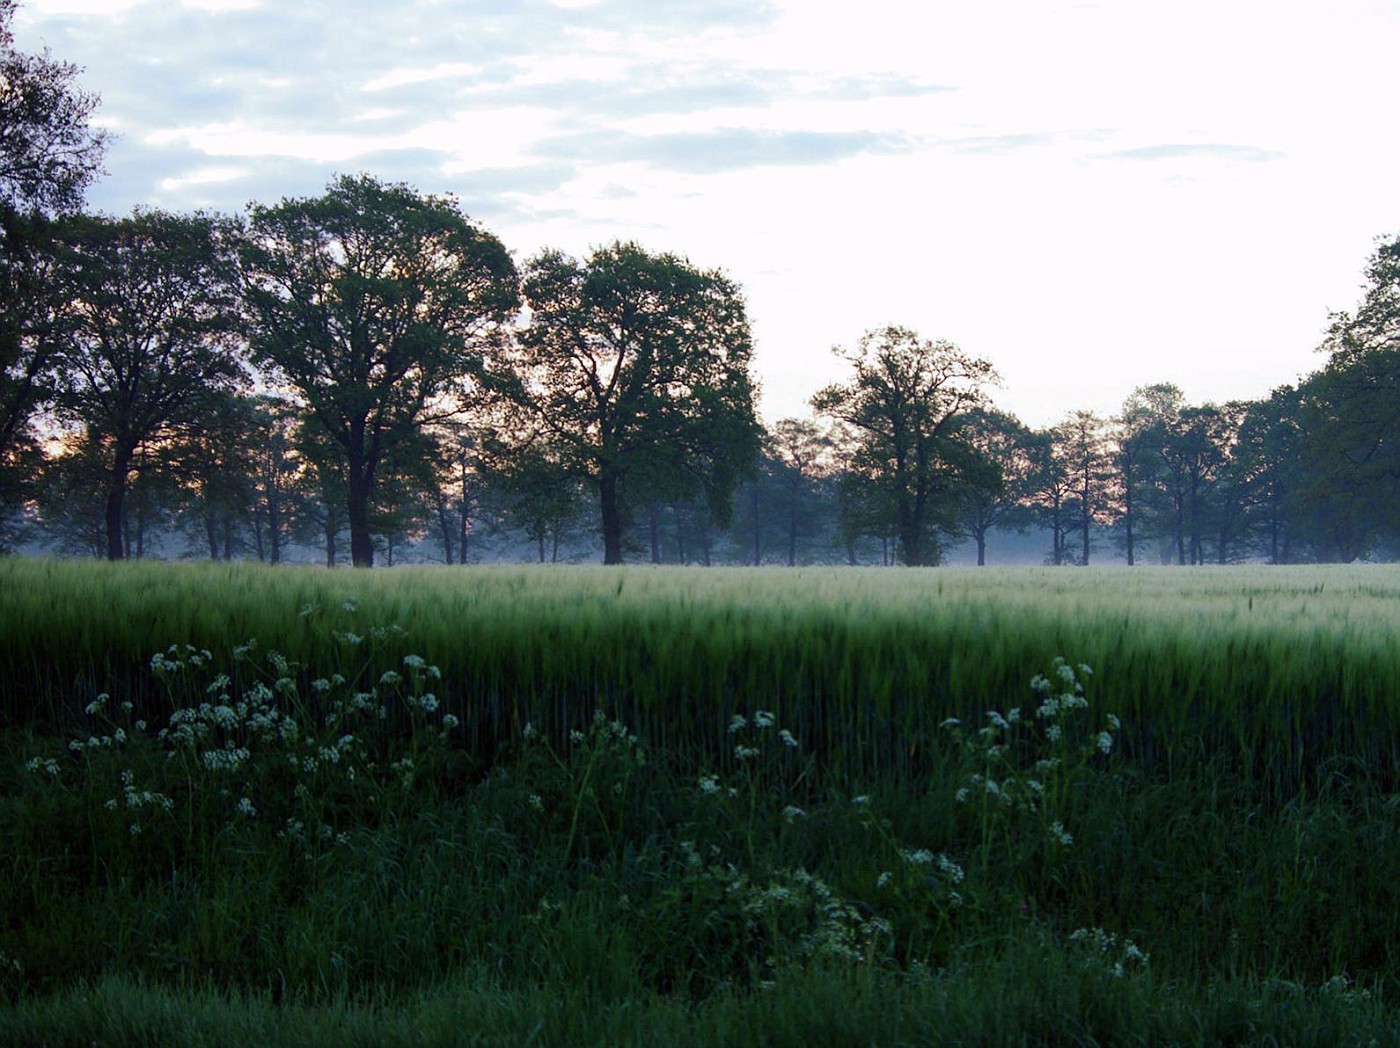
{"left": 505, "top": 241, "right": 763, "bottom": 564}
{"left": 240, "top": 173, "right": 519, "bottom": 567}
{"left": 0, "top": 0, "right": 107, "bottom": 215}
{"left": 813, "top": 326, "right": 999, "bottom": 566}
{"left": 46, "top": 209, "right": 246, "bottom": 560}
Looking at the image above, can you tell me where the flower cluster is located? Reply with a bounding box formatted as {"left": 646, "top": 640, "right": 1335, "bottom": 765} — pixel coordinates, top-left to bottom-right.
{"left": 1066, "top": 926, "right": 1149, "bottom": 979}
{"left": 949, "top": 657, "right": 1120, "bottom": 851}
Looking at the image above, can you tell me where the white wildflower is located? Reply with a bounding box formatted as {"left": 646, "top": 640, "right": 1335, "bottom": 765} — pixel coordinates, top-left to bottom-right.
{"left": 782, "top": 806, "right": 806, "bottom": 822}
{"left": 698, "top": 775, "right": 721, "bottom": 795}
{"left": 403, "top": 654, "right": 427, "bottom": 670}
{"left": 727, "top": 714, "right": 747, "bottom": 733}
{"left": 734, "top": 744, "right": 760, "bottom": 761}
{"left": 779, "top": 729, "right": 798, "bottom": 748}
{"left": 1096, "top": 731, "right": 1114, "bottom": 754}
{"left": 754, "top": 710, "right": 775, "bottom": 729}
{"left": 1049, "top": 820, "right": 1074, "bottom": 846}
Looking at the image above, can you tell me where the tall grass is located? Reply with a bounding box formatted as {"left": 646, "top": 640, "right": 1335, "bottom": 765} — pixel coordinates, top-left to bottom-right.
{"left": 6, "top": 567, "right": 1400, "bottom": 1043}
{"left": 6, "top": 559, "right": 1400, "bottom": 792}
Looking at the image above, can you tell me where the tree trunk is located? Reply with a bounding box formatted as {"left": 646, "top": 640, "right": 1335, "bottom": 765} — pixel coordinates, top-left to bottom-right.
{"left": 347, "top": 459, "right": 375, "bottom": 568}
{"left": 648, "top": 505, "right": 661, "bottom": 564}
{"left": 104, "top": 445, "right": 133, "bottom": 561}
{"left": 599, "top": 470, "right": 624, "bottom": 565}
{"left": 976, "top": 529, "right": 987, "bottom": 567}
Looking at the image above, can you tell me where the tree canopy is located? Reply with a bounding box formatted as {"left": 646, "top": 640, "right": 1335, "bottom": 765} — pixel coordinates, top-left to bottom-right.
{"left": 240, "top": 173, "right": 519, "bottom": 567}
{"left": 0, "top": 0, "right": 107, "bottom": 215}
{"left": 506, "top": 241, "right": 762, "bottom": 564}
{"left": 48, "top": 209, "right": 245, "bottom": 560}
{"left": 813, "top": 326, "right": 998, "bottom": 566}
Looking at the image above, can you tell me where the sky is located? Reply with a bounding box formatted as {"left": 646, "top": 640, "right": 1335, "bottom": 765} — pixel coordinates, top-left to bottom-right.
{"left": 12, "top": 0, "right": 1400, "bottom": 428}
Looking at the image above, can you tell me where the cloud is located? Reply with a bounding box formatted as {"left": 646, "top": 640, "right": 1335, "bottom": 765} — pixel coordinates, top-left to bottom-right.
{"left": 535, "top": 127, "right": 909, "bottom": 173}
{"left": 1092, "top": 143, "right": 1286, "bottom": 163}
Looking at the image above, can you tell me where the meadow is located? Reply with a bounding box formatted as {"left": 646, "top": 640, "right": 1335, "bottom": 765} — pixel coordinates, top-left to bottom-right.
{"left": 3, "top": 559, "right": 1400, "bottom": 1044}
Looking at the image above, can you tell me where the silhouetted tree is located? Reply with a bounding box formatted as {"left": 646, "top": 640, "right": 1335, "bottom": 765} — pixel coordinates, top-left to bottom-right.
{"left": 241, "top": 174, "right": 519, "bottom": 567}
{"left": 813, "top": 326, "right": 998, "bottom": 566}
{"left": 504, "top": 241, "right": 762, "bottom": 564}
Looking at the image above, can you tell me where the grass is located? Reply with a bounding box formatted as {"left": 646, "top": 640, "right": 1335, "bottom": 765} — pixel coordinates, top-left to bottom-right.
{"left": 7, "top": 559, "right": 1400, "bottom": 792}
{"left": 4, "top": 559, "right": 1400, "bottom": 1042}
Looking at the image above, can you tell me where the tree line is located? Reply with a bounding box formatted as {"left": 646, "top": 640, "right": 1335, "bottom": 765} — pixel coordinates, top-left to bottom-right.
{"left": 4, "top": 0, "right": 1399, "bottom": 567}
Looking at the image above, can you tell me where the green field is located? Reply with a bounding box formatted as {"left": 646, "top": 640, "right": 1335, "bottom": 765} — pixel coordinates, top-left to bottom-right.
{"left": 3, "top": 559, "right": 1400, "bottom": 1044}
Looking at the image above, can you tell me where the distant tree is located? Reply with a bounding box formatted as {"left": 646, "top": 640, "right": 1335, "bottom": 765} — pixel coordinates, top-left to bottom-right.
{"left": 170, "top": 389, "right": 258, "bottom": 561}
{"left": 48, "top": 210, "right": 244, "bottom": 560}
{"left": 241, "top": 173, "right": 519, "bottom": 567}
{"left": 1053, "top": 410, "right": 1113, "bottom": 565}
{"left": 1159, "top": 403, "right": 1240, "bottom": 565}
{"left": 1023, "top": 428, "right": 1075, "bottom": 565}
{"left": 812, "top": 326, "right": 998, "bottom": 566}
{"left": 1233, "top": 386, "right": 1305, "bottom": 563}
{"left": 504, "top": 241, "right": 762, "bottom": 564}
{"left": 1112, "top": 383, "right": 1180, "bottom": 565}
{"left": 498, "top": 442, "right": 589, "bottom": 563}
{"left": 769, "top": 417, "right": 839, "bottom": 566}
{"left": 34, "top": 431, "right": 107, "bottom": 556}
{"left": 956, "top": 408, "right": 1037, "bottom": 566}
{"left": 243, "top": 395, "right": 306, "bottom": 565}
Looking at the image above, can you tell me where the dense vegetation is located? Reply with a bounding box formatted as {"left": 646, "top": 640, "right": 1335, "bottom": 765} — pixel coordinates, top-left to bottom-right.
{"left": 4, "top": 561, "right": 1400, "bottom": 1043}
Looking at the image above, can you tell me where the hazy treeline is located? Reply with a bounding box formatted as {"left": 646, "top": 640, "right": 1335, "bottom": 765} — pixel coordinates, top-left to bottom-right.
{"left": 3, "top": 0, "right": 1399, "bottom": 568}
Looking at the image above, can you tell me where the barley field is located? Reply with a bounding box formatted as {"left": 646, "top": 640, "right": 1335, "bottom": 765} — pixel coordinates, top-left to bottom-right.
{"left": 3, "top": 558, "right": 1400, "bottom": 1044}
{"left": 4, "top": 558, "right": 1400, "bottom": 788}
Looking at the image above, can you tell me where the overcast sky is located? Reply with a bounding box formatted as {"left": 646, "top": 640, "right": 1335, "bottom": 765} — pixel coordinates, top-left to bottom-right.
{"left": 13, "top": 0, "right": 1400, "bottom": 427}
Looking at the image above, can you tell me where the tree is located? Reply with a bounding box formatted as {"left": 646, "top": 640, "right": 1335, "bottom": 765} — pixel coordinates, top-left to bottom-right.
{"left": 48, "top": 210, "right": 244, "bottom": 560}
{"left": 241, "top": 173, "right": 519, "bottom": 567}
{"left": 1233, "top": 386, "right": 1304, "bottom": 563}
{"left": 0, "top": 0, "right": 108, "bottom": 537}
{"left": 956, "top": 408, "right": 1037, "bottom": 566}
{"left": 505, "top": 241, "right": 762, "bottom": 564}
{"left": 812, "top": 326, "right": 998, "bottom": 566}
{"left": 0, "top": 206, "right": 55, "bottom": 536}
{"left": 1112, "top": 383, "right": 1180, "bottom": 565}
{"left": 1053, "top": 410, "right": 1113, "bottom": 565}
{"left": 0, "top": 0, "right": 108, "bottom": 215}
{"left": 1023, "top": 428, "right": 1076, "bottom": 565}
{"left": 769, "top": 417, "right": 839, "bottom": 566}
